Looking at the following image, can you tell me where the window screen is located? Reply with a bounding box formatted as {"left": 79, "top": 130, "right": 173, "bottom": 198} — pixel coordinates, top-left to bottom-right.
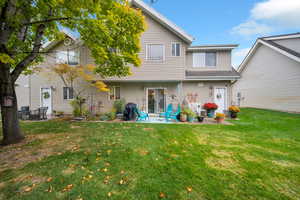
{"left": 147, "top": 44, "right": 164, "bottom": 61}
{"left": 172, "top": 43, "right": 180, "bottom": 56}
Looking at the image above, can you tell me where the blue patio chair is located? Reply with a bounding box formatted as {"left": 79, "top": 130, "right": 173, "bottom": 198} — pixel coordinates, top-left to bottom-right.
{"left": 135, "top": 108, "right": 149, "bottom": 121}
{"left": 166, "top": 104, "right": 181, "bottom": 122}
{"left": 159, "top": 104, "right": 173, "bottom": 118}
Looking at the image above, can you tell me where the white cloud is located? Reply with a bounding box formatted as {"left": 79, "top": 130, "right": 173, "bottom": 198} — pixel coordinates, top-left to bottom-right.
{"left": 251, "top": 0, "right": 300, "bottom": 27}
{"left": 232, "top": 48, "right": 251, "bottom": 68}
{"left": 231, "top": 0, "right": 300, "bottom": 37}
{"left": 231, "top": 20, "right": 272, "bottom": 36}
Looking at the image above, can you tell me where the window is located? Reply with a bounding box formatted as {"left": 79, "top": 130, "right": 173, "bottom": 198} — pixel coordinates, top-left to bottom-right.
{"left": 205, "top": 52, "right": 216, "bottom": 66}
{"left": 63, "top": 87, "right": 74, "bottom": 100}
{"left": 193, "top": 52, "right": 205, "bottom": 67}
{"left": 193, "top": 52, "right": 216, "bottom": 67}
{"left": 109, "top": 86, "right": 121, "bottom": 100}
{"left": 56, "top": 50, "right": 79, "bottom": 65}
{"left": 146, "top": 44, "right": 164, "bottom": 61}
{"left": 172, "top": 43, "right": 181, "bottom": 56}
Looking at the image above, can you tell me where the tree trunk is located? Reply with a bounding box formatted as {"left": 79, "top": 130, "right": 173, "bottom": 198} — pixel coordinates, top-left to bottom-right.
{"left": 0, "top": 82, "right": 24, "bottom": 145}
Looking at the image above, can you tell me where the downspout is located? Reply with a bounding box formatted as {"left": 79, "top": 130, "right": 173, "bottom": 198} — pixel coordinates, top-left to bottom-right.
{"left": 29, "top": 75, "right": 32, "bottom": 108}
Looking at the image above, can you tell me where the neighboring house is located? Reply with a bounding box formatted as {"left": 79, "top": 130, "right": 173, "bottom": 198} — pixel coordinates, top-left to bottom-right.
{"left": 233, "top": 33, "right": 300, "bottom": 113}
{"left": 16, "top": 0, "right": 239, "bottom": 115}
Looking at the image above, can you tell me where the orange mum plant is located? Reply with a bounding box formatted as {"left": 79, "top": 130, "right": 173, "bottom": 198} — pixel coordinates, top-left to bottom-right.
{"left": 215, "top": 113, "right": 225, "bottom": 119}
{"left": 229, "top": 106, "right": 240, "bottom": 113}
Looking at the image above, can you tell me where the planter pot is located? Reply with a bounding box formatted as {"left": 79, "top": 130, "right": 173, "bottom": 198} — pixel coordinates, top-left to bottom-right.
{"left": 197, "top": 116, "right": 204, "bottom": 123}
{"left": 215, "top": 117, "right": 224, "bottom": 123}
{"left": 180, "top": 114, "right": 187, "bottom": 122}
{"left": 230, "top": 111, "right": 238, "bottom": 119}
{"left": 207, "top": 110, "right": 215, "bottom": 118}
{"left": 187, "top": 116, "right": 194, "bottom": 122}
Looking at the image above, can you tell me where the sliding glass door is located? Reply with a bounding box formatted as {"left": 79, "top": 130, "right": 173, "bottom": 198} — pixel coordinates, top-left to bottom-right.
{"left": 147, "top": 89, "right": 166, "bottom": 114}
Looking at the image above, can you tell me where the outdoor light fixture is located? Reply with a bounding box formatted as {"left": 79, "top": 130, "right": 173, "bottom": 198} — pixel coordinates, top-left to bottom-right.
{"left": 209, "top": 86, "right": 213, "bottom": 97}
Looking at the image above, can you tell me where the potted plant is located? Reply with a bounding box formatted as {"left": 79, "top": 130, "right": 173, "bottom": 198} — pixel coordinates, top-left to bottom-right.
{"left": 186, "top": 109, "right": 196, "bottom": 122}
{"left": 203, "top": 103, "right": 218, "bottom": 118}
{"left": 215, "top": 113, "right": 225, "bottom": 123}
{"left": 180, "top": 108, "right": 189, "bottom": 122}
{"left": 228, "top": 105, "right": 240, "bottom": 119}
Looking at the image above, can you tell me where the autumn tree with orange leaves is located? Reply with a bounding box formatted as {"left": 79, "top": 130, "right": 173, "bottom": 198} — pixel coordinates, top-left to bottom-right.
{"left": 51, "top": 63, "right": 109, "bottom": 116}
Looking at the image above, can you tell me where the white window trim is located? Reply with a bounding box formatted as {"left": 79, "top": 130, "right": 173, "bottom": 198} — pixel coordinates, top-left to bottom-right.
{"left": 171, "top": 42, "right": 181, "bottom": 57}
{"left": 192, "top": 52, "right": 217, "bottom": 68}
{"left": 145, "top": 87, "right": 167, "bottom": 113}
{"left": 56, "top": 50, "right": 80, "bottom": 66}
{"left": 108, "top": 86, "right": 121, "bottom": 101}
{"left": 63, "top": 87, "right": 74, "bottom": 100}
{"left": 145, "top": 43, "right": 165, "bottom": 62}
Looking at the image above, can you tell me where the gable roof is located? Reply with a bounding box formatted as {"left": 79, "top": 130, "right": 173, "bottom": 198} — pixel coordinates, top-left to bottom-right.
{"left": 238, "top": 33, "right": 300, "bottom": 73}
{"left": 42, "top": 29, "right": 78, "bottom": 51}
{"left": 262, "top": 32, "right": 300, "bottom": 41}
{"left": 130, "top": 0, "right": 194, "bottom": 43}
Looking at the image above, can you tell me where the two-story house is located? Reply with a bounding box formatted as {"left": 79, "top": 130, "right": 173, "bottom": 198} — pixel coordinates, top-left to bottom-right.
{"left": 233, "top": 33, "right": 300, "bottom": 112}
{"left": 16, "top": 0, "right": 239, "bottom": 115}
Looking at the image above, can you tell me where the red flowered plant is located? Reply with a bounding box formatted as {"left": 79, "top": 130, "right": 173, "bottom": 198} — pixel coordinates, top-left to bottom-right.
{"left": 203, "top": 103, "right": 218, "bottom": 110}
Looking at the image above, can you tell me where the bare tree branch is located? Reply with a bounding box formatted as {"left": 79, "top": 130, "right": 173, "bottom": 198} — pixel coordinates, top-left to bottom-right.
{"left": 24, "top": 17, "right": 71, "bottom": 25}
{"left": 11, "top": 23, "right": 46, "bottom": 82}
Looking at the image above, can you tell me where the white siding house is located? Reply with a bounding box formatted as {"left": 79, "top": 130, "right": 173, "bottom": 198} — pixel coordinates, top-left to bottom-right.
{"left": 233, "top": 33, "right": 300, "bottom": 113}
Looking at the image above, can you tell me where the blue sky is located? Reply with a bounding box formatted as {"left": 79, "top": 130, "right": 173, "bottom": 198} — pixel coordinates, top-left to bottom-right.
{"left": 144, "top": 0, "right": 300, "bottom": 67}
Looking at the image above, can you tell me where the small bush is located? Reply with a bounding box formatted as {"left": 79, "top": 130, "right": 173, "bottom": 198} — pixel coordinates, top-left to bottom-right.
{"left": 113, "top": 99, "right": 126, "bottom": 114}
{"left": 70, "top": 96, "right": 86, "bottom": 117}
{"left": 100, "top": 109, "right": 117, "bottom": 121}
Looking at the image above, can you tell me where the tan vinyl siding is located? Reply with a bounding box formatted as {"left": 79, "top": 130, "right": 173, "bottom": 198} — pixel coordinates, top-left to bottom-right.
{"left": 26, "top": 41, "right": 89, "bottom": 113}
{"left": 15, "top": 75, "right": 30, "bottom": 109}
{"left": 186, "top": 50, "right": 232, "bottom": 71}
{"left": 83, "top": 13, "right": 188, "bottom": 81}
{"left": 182, "top": 81, "right": 232, "bottom": 106}
{"left": 233, "top": 44, "right": 300, "bottom": 112}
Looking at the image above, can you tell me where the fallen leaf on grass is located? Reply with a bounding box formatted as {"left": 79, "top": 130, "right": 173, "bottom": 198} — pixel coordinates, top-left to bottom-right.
{"left": 120, "top": 170, "right": 125, "bottom": 174}
{"left": 102, "top": 168, "right": 108, "bottom": 172}
{"left": 71, "top": 146, "right": 80, "bottom": 152}
{"left": 118, "top": 178, "right": 126, "bottom": 185}
{"left": 96, "top": 157, "right": 101, "bottom": 161}
{"left": 107, "top": 192, "right": 112, "bottom": 197}
{"left": 23, "top": 184, "right": 35, "bottom": 192}
{"left": 186, "top": 186, "right": 192, "bottom": 192}
{"left": 46, "top": 177, "right": 53, "bottom": 182}
{"left": 82, "top": 175, "right": 93, "bottom": 183}
{"left": 159, "top": 192, "right": 166, "bottom": 198}
{"left": 62, "top": 184, "right": 73, "bottom": 192}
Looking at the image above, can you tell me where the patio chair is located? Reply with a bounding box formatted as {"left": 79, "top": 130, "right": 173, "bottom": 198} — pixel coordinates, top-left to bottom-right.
{"left": 166, "top": 104, "right": 181, "bottom": 122}
{"left": 135, "top": 108, "right": 149, "bottom": 121}
{"left": 18, "top": 106, "right": 30, "bottom": 120}
{"left": 29, "top": 107, "right": 48, "bottom": 120}
{"left": 159, "top": 104, "right": 173, "bottom": 118}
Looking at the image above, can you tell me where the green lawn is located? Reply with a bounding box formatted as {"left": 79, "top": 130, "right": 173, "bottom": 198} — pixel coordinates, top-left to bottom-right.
{"left": 1, "top": 108, "right": 300, "bottom": 200}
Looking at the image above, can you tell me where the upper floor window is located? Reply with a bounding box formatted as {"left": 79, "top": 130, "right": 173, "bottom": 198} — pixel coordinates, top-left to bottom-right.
{"left": 109, "top": 86, "right": 121, "bottom": 101}
{"left": 146, "top": 44, "right": 164, "bottom": 61}
{"left": 63, "top": 87, "right": 74, "bottom": 100}
{"left": 193, "top": 52, "right": 216, "bottom": 67}
{"left": 172, "top": 43, "right": 181, "bottom": 56}
{"left": 56, "top": 50, "right": 79, "bottom": 65}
